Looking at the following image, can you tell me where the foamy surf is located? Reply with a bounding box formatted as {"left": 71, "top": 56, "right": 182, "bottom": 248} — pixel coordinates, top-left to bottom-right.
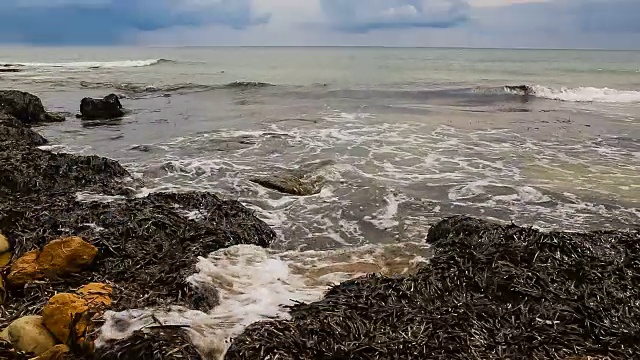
{"left": 98, "top": 242, "right": 431, "bottom": 359}
{"left": 2, "top": 58, "right": 171, "bottom": 69}
{"left": 506, "top": 85, "right": 640, "bottom": 103}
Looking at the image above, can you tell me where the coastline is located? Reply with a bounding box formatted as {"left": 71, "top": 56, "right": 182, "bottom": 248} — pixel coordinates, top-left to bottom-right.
{"left": 0, "top": 90, "right": 638, "bottom": 359}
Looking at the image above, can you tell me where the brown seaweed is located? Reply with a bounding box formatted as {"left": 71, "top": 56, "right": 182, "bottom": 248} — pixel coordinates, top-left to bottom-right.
{"left": 226, "top": 216, "right": 640, "bottom": 360}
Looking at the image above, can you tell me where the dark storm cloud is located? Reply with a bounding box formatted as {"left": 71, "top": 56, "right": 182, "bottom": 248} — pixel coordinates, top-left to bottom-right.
{"left": 0, "top": 0, "right": 270, "bottom": 44}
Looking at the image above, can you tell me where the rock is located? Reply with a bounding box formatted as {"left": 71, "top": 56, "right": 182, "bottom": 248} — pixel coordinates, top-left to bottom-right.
{"left": 7, "top": 250, "right": 42, "bottom": 286}
{"left": 42, "top": 293, "right": 91, "bottom": 344}
{"left": 0, "top": 252, "right": 10, "bottom": 268}
{"left": 0, "top": 112, "right": 49, "bottom": 146}
{"left": 0, "top": 90, "right": 65, "bottom": 124}
{"left": 0, "top": 232, "right": 9, "bottom": 254}
{"left": 5, "top": 316, "right": 57, "bottom": 356}
{"left": 34, "top": 344, "right": 70, "bottom": 360}
{"left": 37, "top": 236, "right": 98, "bottom": 278}
{"left": 77, "top": 283, "right": 112, "bottom": 309}
{"left": 0, "top": 327, "right": 7, "bottom": 342}
{"left": 425, "top": 215, "right": 504, "bottom": 244}
{"left": 79, "top": 93, "right": 124, "bottom": 120}
{"left": 250, "top": 173, "right": 324, "bottom": 196}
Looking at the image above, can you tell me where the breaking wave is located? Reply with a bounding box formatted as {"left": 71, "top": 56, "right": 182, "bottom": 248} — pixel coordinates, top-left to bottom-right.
{"left": 2, "top": 58, "right": 174, "bottom": 69}
{"left": 505, "top": 85, "right": 640, "bottom": 103}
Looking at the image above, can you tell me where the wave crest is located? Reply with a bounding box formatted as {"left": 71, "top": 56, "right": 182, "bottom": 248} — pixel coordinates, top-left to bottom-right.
{"left": 3, "top": 58, "right": 173, "bottom": 69}
{"left": 505, "top": 85, "right": 640, "bottom": 103}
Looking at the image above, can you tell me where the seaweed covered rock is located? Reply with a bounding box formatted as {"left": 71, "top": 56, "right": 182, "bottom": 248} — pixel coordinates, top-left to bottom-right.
{"left": 0, "top": 90, "right": 65, "bottom": 124}
{"left": 80, "top": 94, "right": 124, "bottom": 120}
{"left": 226, "top": 216, "right": 640, "bottom": 360}
{"left": 0, "top": 112, "right": 48, "bottom": 146}
{"left": 35, "top": 344, "right": 70, "bottom": 360}
{"left": 95, "top": 328, "right": 202, "bottom": 360}
{"left": 0, "top": 141, "right": 132, "bottom": 197}
{"left": 4, "top": 315, "right": 57, "bottom": 356}
{"left": 1, "top": 191, "right": 276, "bottom": 328}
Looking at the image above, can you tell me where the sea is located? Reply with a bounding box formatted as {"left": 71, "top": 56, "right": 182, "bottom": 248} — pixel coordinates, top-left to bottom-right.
{"left": 1, "top": 47, "right": 639, "bottom": 357}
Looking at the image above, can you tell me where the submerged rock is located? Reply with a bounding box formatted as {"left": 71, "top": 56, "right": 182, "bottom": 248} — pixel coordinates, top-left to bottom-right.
{"left": 79, "top": 93, "right": 124, "bottom": 120}
{"left": 0, "top": 90, "right": 65, "bottom": 124}
{"left": 4, "top": 315, "right": 57, "bottom": 356}
{"left": 226, "top": 216, "right": 640, "bottom": 360}
{"left": 250, "top": 160, "right": 333, "bottom": 196}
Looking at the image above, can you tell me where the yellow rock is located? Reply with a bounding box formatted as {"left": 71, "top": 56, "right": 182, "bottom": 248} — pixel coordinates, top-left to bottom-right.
{"left": 0, "top": 232, "right": 9, "bottom": 254}
{"left": 7, "top": 250, "right": 42, "bottom": 286}
{"left": 42, "top": 293, "right": 91, "bottom": 344}
{"left": 0, "top": 252, "right": 10, "bottom": 268}
{"left": 6, "top": 315, "right": 57, "bottom": 356}
{"left": 37, "top": 236, "right": 98, "bottom": 277}
{"left": 34, "top": 344, "right": 70, "bottom": 360}
{"left": 0, "top": 326, "right": 8, "bottom": 342}
{"left": 77, "top": 282, "right": 112, "bottom": 309}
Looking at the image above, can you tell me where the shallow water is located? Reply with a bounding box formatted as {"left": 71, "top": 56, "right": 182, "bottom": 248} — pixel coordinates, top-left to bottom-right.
{"left": 1, "top": 46, "right": 639, "bottom": 357}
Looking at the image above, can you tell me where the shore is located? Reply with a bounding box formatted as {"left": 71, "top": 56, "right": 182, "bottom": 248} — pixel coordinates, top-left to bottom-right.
{"left": 0, "top": 90, "right": 638, "bottom": 359}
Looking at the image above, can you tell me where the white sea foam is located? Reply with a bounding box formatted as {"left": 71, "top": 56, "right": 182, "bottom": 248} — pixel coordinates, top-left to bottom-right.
{"left": 98, "top": 242, "right": 431, "bottom": 359}
{"left": 4, "top": 59, "right": 168, "bottom": 69}
{"left": 530, "top": 85, "right": 640, "bottom": 103}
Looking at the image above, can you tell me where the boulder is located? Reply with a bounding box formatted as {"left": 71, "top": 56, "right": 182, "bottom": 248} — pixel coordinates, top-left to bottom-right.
{"left": 34, "top": 344, "right": 70, "bottom": 360}
{"left": 5, "top": 315, "right": 57, "bottom": 356}
{"left": 7, "top": 250, "right": 41, "bottom": 286}
{"left": 0, "top": 90, "right": 65, "bottom": 124}
{"left": 42, "top": 293, "right": 91, "bottom": 344}
{"left": 0, "top": 232, "right": 9, "bottom": 254}
{"left": 7, "top": 237, "right": 97, "bottom": 287}
{"left": 79, "top": 93, "right": 124, "bottom": 120}
{"left": 77, "top": 282, "right": 112, "bottom": 309}
{"left": 0, "top": 252, "right": 10, "bottom": 268}
{"left": 37, "top": 236, "right": 98, "bottom": 277}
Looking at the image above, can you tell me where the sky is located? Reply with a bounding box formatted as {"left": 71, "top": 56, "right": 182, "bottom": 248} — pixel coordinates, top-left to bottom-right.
{"left": 0, "top": 0, "right": 638, "bottom": 49}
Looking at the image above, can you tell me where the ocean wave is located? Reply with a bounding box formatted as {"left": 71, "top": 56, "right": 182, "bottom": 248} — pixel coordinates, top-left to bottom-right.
{"left": 2, "top": 58, "right": 173, "bottom": 69}
{"left": 505, "top": 85, "right": 640, "bottom": 103}
{"left": 79, "top": 81, "right": 275, "bottom": 94}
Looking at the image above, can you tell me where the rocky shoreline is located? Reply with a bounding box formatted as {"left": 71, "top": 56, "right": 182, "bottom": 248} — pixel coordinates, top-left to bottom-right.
{"left": 0, "top": 90, "right": 639, "bottom": 359}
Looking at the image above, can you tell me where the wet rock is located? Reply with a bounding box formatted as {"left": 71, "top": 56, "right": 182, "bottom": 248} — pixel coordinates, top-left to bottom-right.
{"left": 42, "top": 293, "right": 91, "bottom": 344}
{"left": 5, "top": 315, "right": 57, "bottom": 356}
{"left": 250, "top": 173, "right": 324, "bottom": 196}
{"left": 37, "top": 237, "right": 98, "bottom": 278}
{"left": 226, "top": 216, "right": 640, "bottom": 360}
{"left": 77, "top": 283, "right": 112, "bottom": 309}
{"left": 34, "top": 344, "right": 70, "bottom": 360}
{"left": 79, "top": 93, "right": 124, "bottom": 120}
{"left": 0, "top": 253, "right": 10, "bottom": 268}
{"left": 250, "top": 160, "right": 333, "bottom": 196}
{"left": 7, "top": 250, "right": 41, "bottom": 287}
{"left": 95, "top": 328, "right": 202, "bottom": 360}
{"left": 0, "top": 112, "right": 48, "bottom": 146}
{"left": 0, "top": 90, "right": 65, "bottom": 124}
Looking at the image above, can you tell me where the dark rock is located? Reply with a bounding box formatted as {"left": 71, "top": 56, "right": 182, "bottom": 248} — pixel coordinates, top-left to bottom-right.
{"left": 0, "top": 90, "right": 65, "bottom": 124}
{"left": 0, "top": 112, "right": 48, "bottom": 146}
{"left": 505, "top": 85, "right": 533, "bottom": 95}
{"left": 0, "top": 68, "right": 21, "bottom": 73}
{"left": 79, "top": 93, "right": 124, "bottom": 120}
{"left": 226, "top": 216, "right": 640, "bottom": 360}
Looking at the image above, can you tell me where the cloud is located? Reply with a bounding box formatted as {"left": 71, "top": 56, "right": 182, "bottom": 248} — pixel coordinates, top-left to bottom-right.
{"left": 319, "top": 0, "right": 470, "bottom": 32}
{"left": 0, "top": 0, "right": 270, "bottom": 44}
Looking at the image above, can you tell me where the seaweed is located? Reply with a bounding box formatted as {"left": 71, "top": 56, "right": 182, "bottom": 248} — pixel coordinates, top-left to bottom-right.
{"left": 226, "top": 216, "right": 640, "bottom": 360}
{"left": 93, "top": 328, "right": 202, "bottom": 360}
